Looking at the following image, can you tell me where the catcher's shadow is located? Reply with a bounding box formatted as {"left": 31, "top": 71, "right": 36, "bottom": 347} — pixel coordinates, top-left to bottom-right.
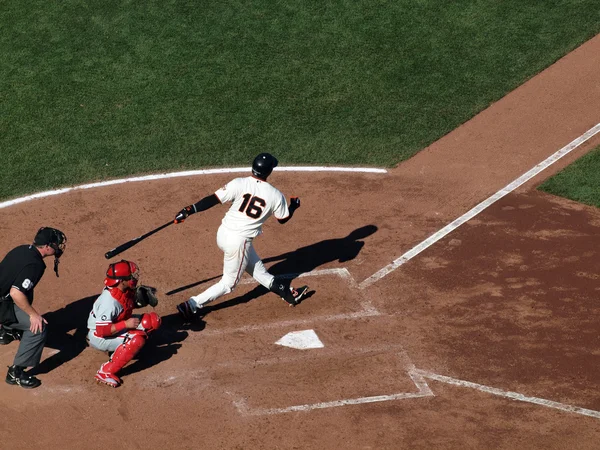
{"left": 119, "top": 319, "right": 189, "bottom": 378}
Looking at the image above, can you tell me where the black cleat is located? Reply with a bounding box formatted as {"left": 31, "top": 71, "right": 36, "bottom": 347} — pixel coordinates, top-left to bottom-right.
{"left": 6, "top": 365, "right": 42, "bottom": 389}
{"left": 281, "top": 285, "right": 309, "bottom": 307}
{"left": 0, "top": 327, "right": 22, "bottom": 346}
{"left": 177, "top": 300, "right": 199, "bottom": 322}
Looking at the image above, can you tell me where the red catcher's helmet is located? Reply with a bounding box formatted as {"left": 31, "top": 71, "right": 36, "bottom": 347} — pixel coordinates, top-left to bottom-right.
{"left": 104, "top": 260, "right": 140, "bottom": 289}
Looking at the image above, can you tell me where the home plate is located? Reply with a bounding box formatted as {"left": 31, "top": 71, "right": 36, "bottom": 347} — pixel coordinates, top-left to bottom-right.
{"left": 275, "top": 330, "right": 324, "bottom": 349}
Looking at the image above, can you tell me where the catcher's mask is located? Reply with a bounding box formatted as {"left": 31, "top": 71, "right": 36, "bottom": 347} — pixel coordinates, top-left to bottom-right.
{"left": 33, "top": 227, "right": 67, "bottom": 277}
{"left": 252, "top": 153, "right": 278, "bottom": 180}
{"left": 105, "top": 260, "right": 140, "bottom": 289}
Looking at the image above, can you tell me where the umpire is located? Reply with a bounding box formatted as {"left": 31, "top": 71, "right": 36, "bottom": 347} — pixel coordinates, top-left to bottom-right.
{"left": 0, "top": 227, "right": 67, "bottom": 389}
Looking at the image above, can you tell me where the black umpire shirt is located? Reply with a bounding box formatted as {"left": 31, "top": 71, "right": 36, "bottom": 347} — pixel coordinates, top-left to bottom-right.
{"left": 0, "top": 245, "right": 46, "bottom": 304}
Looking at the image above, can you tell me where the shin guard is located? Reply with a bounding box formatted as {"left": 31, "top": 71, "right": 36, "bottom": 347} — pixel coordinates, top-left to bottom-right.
{"left": 102, "top": 330, "right": 147, "bottom": 375}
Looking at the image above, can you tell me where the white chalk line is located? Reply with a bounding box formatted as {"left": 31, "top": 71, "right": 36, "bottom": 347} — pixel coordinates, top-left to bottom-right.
{"left": 359, "top": 122, "right": 600, "bottom": 289}
{"left": 190, "top": 267, "right": 381, "bottom": 339}
{"left": 234, "top": 390, "right": 430, "bottom": 415}
{"left": 196, "top": 309, "right": 380, "bottom": 338}
{"left": 233, "top": 353, "right": 430, "bottom": 416}
{"left": 238, "top": 267, "right": 378, "bottom": 314}
{"left": 0, "top": 166, "right": 387, "bottom": 210}
{"left": 414, "top": 369, "right": 600, "bottom": 420}
{"left": 232, "top": 364, "right": 600, "bottom": 418}
{"left": 237, "top": 267, "right": 349, "bottom": 285}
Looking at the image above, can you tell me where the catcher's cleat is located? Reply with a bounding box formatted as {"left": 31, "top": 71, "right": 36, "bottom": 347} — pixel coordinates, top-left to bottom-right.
{"left": 281, "top": 285, "right": 309, "bottom": 307}
{"left": 6, "top": 365, "right": 42, "bottom": 389}
{"left": 177, "top": 299, "right": 198, "bottom": 322}
{"left": 95, "top": 363, "right": 122, "bottom": 388}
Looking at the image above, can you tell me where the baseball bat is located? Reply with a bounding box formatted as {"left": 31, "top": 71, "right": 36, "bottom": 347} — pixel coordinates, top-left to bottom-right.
{"left": 104, "top": 220, "right": 173, "bottom": 259}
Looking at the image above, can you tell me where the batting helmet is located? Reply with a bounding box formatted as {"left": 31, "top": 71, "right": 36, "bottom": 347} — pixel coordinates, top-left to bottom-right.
{"left": 105, "top": 260, "right": 140, "bottom": 289}
{"left": 33, "top": 227, "right": 67, "bottom": 258}
{"left": 252, "top": 153, "right": 278, "bottom": 180}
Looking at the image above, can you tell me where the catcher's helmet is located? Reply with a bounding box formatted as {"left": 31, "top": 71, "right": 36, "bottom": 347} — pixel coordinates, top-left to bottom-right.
{"left": 252, "top": 153, "right": 278, "bottom": 180}
{"left": 33, "top": 227, "right": 67, "bottom": 258}
{"left": 105, "top": 260, "right": 140, "bottom": 288}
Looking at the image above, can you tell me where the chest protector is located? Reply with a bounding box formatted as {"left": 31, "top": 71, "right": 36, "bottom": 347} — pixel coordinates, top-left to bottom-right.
{"left": 109, "top": 287, "right": 135, "bottom": 322}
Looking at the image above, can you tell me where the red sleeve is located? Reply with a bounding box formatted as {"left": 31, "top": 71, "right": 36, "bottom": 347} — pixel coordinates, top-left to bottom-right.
{"left": 94, "top": 320, "right": 127, "bottom": 338}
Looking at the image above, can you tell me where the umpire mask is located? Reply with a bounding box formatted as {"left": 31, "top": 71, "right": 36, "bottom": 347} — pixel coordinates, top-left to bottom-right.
{"left": 34, "top": 227, "right": 67, "bottom": 277}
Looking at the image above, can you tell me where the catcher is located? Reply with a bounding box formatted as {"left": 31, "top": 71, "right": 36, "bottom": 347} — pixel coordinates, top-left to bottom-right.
{"left": 87, "top": 260, "right": 161, "bottom": 388}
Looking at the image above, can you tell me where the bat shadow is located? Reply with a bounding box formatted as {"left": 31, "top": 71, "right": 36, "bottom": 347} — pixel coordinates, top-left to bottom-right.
{"left": 165, "top": 274, "right": 221, "bottom": 296}
{"left": 177, "top": 224, "right": 377, "bottom": 318}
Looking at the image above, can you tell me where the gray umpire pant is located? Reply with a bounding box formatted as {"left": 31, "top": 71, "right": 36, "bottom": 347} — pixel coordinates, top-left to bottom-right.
{"left": 5, "top": 304, "right": 47, "bottom": 368}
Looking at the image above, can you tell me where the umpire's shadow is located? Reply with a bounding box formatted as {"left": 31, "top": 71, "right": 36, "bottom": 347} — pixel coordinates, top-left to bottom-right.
{"left": 184, "top": 224, "right": 378, "bottom": 316}
{"left": 32, "top": 294, "right": 96, "bottom": 375}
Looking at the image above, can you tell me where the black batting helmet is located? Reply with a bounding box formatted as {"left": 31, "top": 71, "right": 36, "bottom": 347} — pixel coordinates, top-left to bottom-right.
{"left": 252, "top": 153, "right": 278, "bottom": 180}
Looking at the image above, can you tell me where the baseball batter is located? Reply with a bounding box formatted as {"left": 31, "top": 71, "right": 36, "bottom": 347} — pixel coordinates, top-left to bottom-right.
{"left": 174, "top": 153, "right": 308, "bottom": 321}
{"left": 87, "top": 260, "right": 161, "bottom": 388}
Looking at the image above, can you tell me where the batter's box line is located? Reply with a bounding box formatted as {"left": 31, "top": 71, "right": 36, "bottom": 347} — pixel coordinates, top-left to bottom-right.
{"left": 231, "top": 364, "right": 433, "bottom": 416}
{"left": 231, "top": 365, "right": 600, "bottom": 419}
{"left": 195, "top": 268, "right": 380, "bottom": 338}
{"left": 414, "top": 369, "right": 600, "bottom": 420}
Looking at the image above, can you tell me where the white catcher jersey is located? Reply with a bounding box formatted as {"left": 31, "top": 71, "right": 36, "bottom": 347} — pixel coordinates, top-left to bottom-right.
{"left": 87, "top": 289, "right": 126, "bottom": 336}
{"left": 215, "top": 176, "right": 289, "bottom": 238}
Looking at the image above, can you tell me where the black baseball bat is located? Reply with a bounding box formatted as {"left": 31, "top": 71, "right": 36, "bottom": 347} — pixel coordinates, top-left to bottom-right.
{"left": 104, "top": 220, "right": 174, "bottom": 259}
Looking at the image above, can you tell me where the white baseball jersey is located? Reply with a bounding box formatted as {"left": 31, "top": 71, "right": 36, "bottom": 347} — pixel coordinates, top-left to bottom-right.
{"left": 87, "top": 289, "right": 132, "bottom": 337}
{"left": 215, "top": 176, "right": 289, "bottom": 238}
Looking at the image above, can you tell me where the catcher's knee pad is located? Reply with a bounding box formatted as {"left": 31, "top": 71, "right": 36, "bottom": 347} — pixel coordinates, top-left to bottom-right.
{"left": 104, "top": 331, "right": 147, "bottom": 374}
{"left": 141, "top": 312, "right": 161, "bottom": 333}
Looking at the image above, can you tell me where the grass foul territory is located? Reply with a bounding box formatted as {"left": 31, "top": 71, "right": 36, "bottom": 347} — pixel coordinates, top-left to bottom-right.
{"left": 1, "top": 0, "right": 600, "bottom": 200}
{"left": 538, "top": 145, "right": 600, "bottom": 208}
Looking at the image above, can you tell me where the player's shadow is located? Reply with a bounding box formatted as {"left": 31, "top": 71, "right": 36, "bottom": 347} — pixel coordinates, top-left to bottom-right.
{"left": 263, "top": 224, "right": 378, "bottom": 279}
{"left": 119, "top": 313, "right": 189, "bottom": 377}
{"left": 32, "top": 294, "right": 96, "bottom": 375}
{"left": 33, "top": 296, "right": 190, "bottom": 377}
{"left": 187, "top": 225, "right": 378, "bottom": 317}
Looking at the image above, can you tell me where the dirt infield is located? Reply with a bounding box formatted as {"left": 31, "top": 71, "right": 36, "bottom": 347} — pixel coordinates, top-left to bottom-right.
{"left": 1, "top": 35, "right": 600, "bottom": 450}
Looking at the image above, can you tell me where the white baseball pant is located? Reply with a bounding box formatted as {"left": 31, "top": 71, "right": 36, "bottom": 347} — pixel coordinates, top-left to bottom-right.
{"left": 190, "top": 225, "right": 274, "bottom": 309}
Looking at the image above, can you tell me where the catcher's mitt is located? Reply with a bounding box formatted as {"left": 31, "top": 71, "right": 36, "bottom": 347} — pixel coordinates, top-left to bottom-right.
{"left": 134, "top": 285, "right": 159, "bottom": 308}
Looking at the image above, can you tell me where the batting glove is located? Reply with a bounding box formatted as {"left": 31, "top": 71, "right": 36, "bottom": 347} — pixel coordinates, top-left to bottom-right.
{"left": 290, "top": 197, "right": 300, "bottom": 210}
{"left": 174, "top": 205, "right": 194, "bottom": 224}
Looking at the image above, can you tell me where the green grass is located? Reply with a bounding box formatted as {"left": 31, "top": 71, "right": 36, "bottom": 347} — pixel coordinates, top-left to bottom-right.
{"left": 538, "top": 146, "right": 600, "bottom": 208}
{"left": 2, "top": 0, "right": 600, "bottom": 200}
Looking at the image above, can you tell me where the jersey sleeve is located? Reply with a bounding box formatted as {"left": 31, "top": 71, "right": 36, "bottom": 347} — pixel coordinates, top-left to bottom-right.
{"left": 93, "top": 295, "right": 123, "bottom": 337}
{"left": 215, "top": 178, "right": 241, "bottom": 203}
{"left": 273, "top": 191, "right": 290, "bottom": 220}
{"left": 11, "top": 264, "right": 43, "bottom": 294}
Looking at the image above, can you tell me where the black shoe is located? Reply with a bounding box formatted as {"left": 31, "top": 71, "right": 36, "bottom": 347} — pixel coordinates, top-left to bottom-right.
{"left": 280, "top": 285, "right": 309, "bottom": 307}
{"left": 6, "top": 365, "right": 42, "bottom": 389}
{"left": 0, "top": 328, "right": 22, "bottom": 345}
